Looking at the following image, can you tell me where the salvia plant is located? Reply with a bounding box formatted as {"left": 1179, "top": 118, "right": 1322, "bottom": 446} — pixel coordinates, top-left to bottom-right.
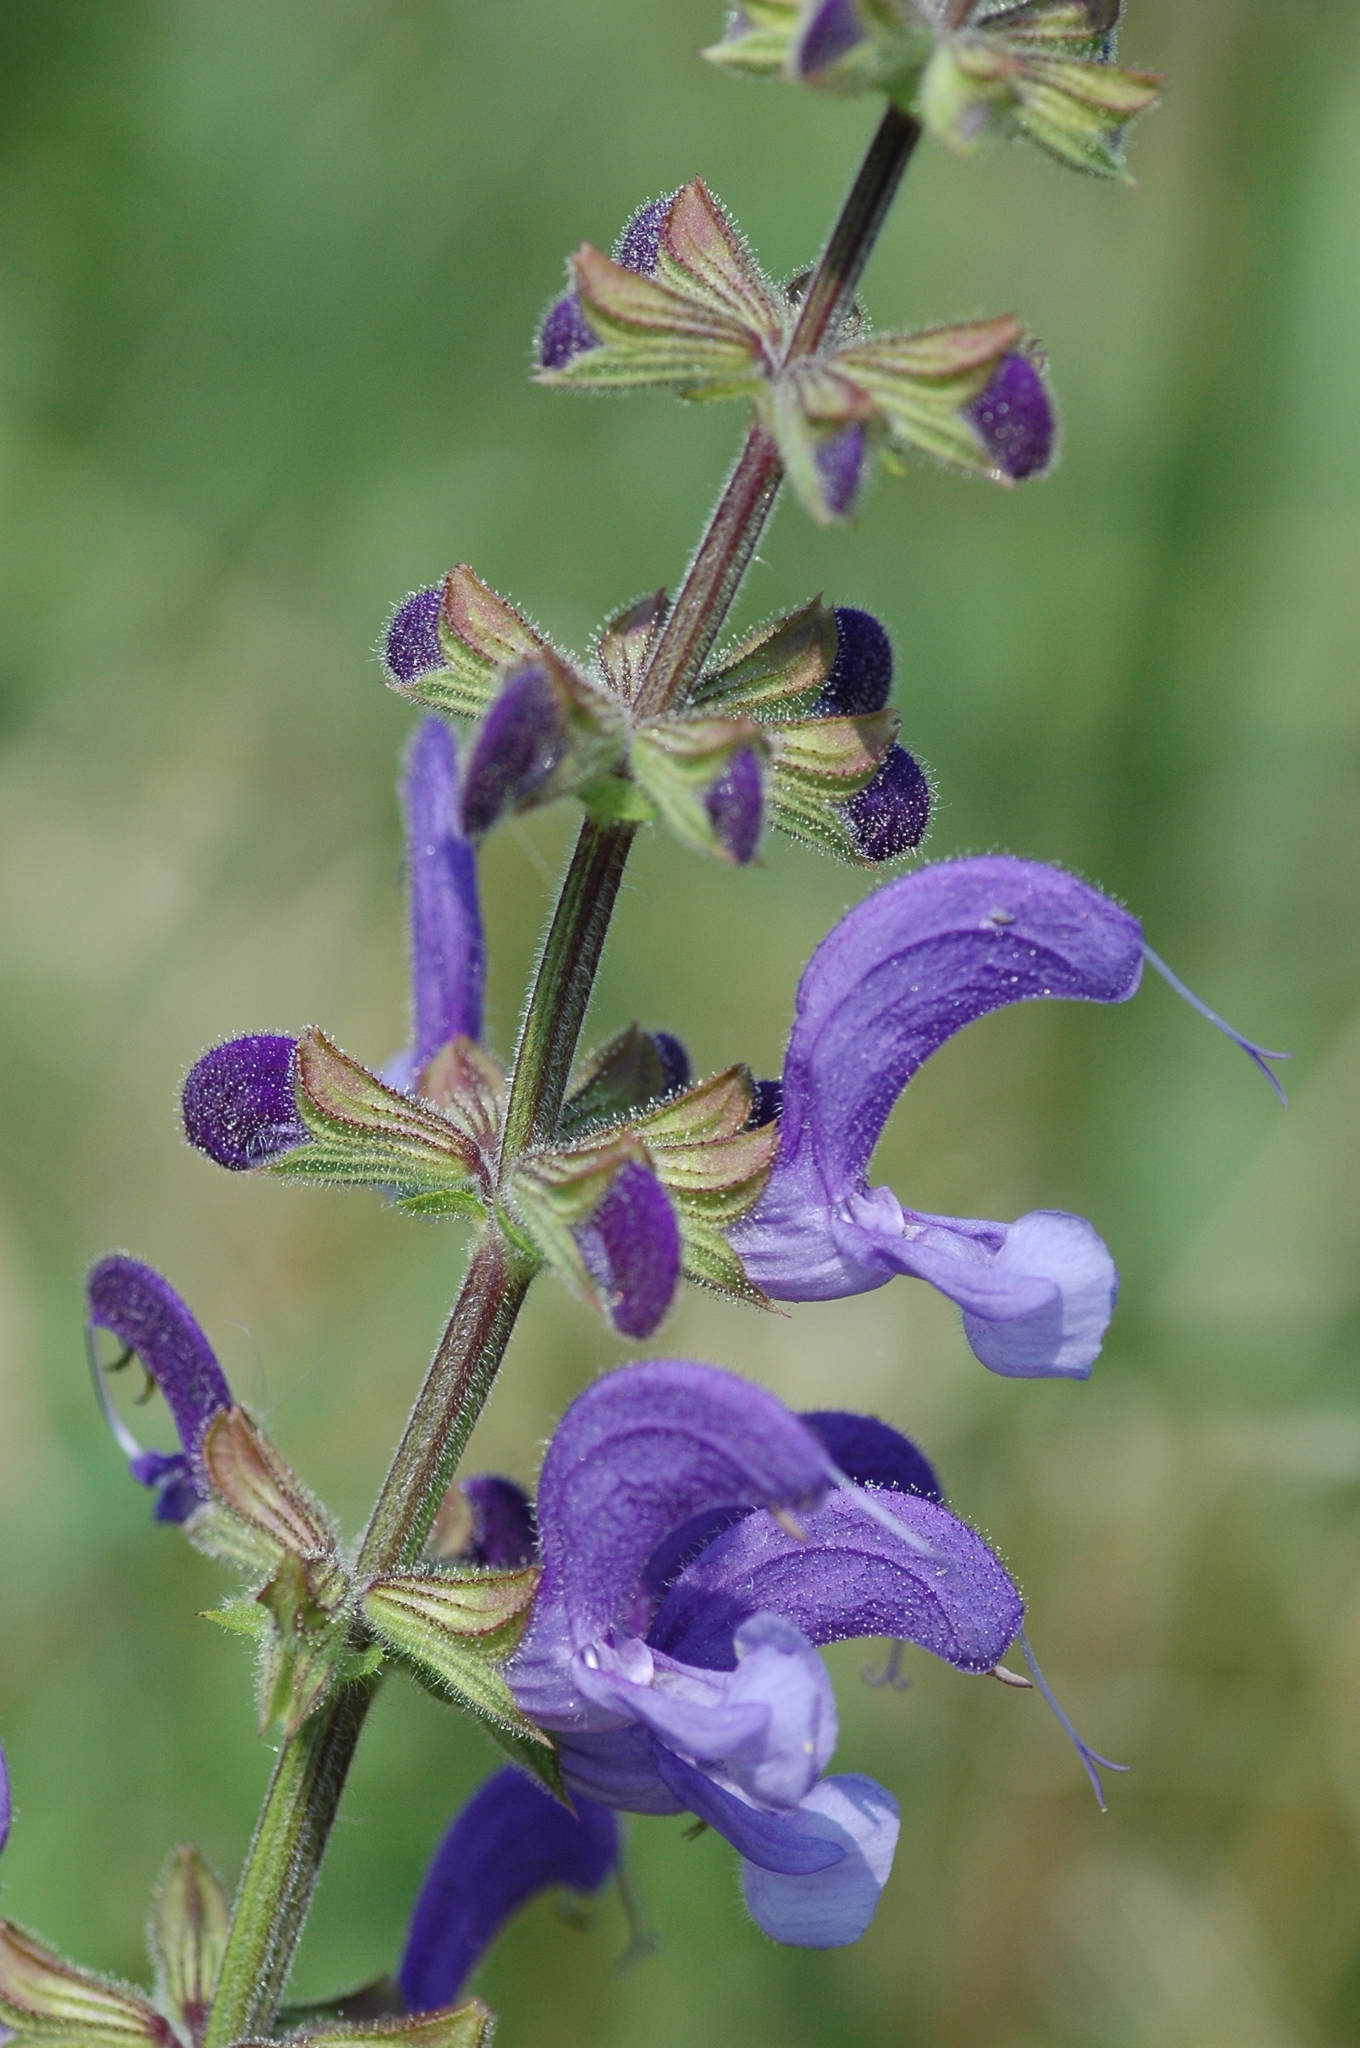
{"left": 0, "top": 5, "right": 1294, "bottom": 2043}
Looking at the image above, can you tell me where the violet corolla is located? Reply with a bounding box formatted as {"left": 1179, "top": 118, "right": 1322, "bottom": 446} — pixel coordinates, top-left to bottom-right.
{"left": 399, "top": 1768, "right": 618, "bottom": 2013}
{"left": 85, "top": 1255, "right": 231, "bottom": 1524}
{"left": 733, "top": 853, "right": 1285, "bottom": 1380}
{"left": 504, "top": 1358, "right": 1027, "bottom": 1947}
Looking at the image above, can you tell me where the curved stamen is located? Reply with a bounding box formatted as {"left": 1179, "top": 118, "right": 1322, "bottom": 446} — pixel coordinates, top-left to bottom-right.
{"left": 1019, "top": 1629, "right": 1127, "bottom": 1812}
{"left": 1144, "top": 945, "right": 1290, "bottom": 1105}
{"left": 85, "top": 1323, "right": 148, "bottom": 1463}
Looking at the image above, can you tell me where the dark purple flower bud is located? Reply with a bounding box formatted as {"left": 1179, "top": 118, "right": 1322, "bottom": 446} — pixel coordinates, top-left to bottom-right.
{"left": 462, "top": 664, "right": 569, "bottom": 838}
{"left": 748, "top": 1078, "right": 783, "bottom": 1129}
{"left": 539, "top": 291, "right": 600, "bottom": 372}
{"left": 539, "top": 194, "right": 675, "bottom": 372}
{"left": 182, "top": 1034, "right": 307, "bottom": 1170}
{"left": 796, "top": 0, "right": 868, "bottom": 76}
{"left": 0, "top": 1742, "right": 11, "bottom": 1856}
{"left": 704, "top": 744, "right": 764, "bottom": 865}
{"left": 384, "top": 588, "right": 444, "bottom": 686}
{"left": 86, "top": 1256, "right": 232, "bottom": 1522}
{"left": 651, "top": 1031, "right": 691, "bottom": 1097}
{"left": 967, "top": 353, "right": 1055, "bottom": 482}
{"left": 815, "top": 424, "right": 868, "bottom": 519}
{"left": 612, "top": 195, "right": 674, "bottom": 277}
{"left": 576, "top": 1161, "right": 681, "bottom": 1340}
{"left": 838, "top": 746, "right": 930, "bottom": 862}
{"left": 801, "top": 1412, "right": 942, "bottom": 1504}
{"left": 815, "top": 609, "right": 894, "bottom": 718}
{"left": 399, "top": 1767, "right": 618, "bottom": 2014}
{"left": 460, "top": 1475, "right": 538, "bottom": 1570}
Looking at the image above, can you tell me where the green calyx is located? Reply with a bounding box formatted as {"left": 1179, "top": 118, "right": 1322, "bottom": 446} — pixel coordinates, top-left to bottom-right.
{"left": 266, "top": 1029, "right": 495, "bottom": 1216}
{"left": 360, "top": 1569, "right": 561, "bottom": 1799}
{"left": 705, "top": 1, "right": 1161, "bottom": 182}
{"left": 0, "top": 1889, "right": 493, "bottom": 2048}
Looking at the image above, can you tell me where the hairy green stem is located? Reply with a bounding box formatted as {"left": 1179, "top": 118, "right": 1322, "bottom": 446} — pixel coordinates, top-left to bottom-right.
{"left": 498, "top": 819, "right": 638, "bottom": 1159}
{"left": 357, "top": 1231, "right": 536, "bottom": 1577}
{"left": 208, "top": 99, "right": 921, "bottom": 2043}
{"left": 205, "top": 1678, "right": 380, "bottom": 2048}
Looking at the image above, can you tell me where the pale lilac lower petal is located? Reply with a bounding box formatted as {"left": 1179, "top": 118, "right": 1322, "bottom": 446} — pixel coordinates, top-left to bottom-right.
{"left": 573, "top": 1648, "right": 771, "bottom": 1772}
{"left": 399, "top": 1768, "right": 617, "bottom": 2013}
{"left": 741, "top": 1774, "right": 898, "bottom": 1948}
{"left": 649, "top": 1490, "right": 1022, "bottom": 1677}
{"left": 653, "top": 1748, "right": 845, "bottom": 1876}
{"left": 740, "top": 1184, "right": 1119, "bottom": 1379}
{"left": 720, "top": 1614, "right": 838, "bottom": 1806}
{"left": 573, "top": 1617, "right": 836, "bottom": 1811}
{"left": 879, "top": 1208, "right": 1118, "bottom": 1381}
{"left": 558, "top": 1727, "right": 683, "bottom": 1816}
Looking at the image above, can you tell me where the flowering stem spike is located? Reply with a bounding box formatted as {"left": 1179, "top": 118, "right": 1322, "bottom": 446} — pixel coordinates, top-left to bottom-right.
{"left": 60, "top": 12, "right": 1185, "bottom": 2036}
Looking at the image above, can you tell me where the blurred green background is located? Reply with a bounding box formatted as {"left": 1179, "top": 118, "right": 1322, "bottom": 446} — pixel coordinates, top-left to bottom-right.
{"left": 1, "top": 2, "right": 1358, "bottom": 2043}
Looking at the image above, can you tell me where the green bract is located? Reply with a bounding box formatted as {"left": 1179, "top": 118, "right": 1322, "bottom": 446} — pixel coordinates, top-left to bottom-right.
{"left": 705, "top": 1, "right": 1161, "bottom": 182}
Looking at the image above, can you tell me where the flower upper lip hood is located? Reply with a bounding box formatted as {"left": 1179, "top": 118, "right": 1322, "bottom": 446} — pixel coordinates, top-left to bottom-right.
{"left": 504, "top": 1358, "right": 1024, "bottom": 1946}
{"left": 86, "top": 1255, "right": 232, "bottom": 1524}
{"left": 731, "top": 853, "right": 1145, "bottom": 1379}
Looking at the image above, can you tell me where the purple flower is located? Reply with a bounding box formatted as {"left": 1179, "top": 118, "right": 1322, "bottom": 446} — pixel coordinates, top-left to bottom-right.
{"left": 704, "top": 744, "right": 764, "bottom": 866}
{"left": 813, "top": 423, "right": 869, "bottom": 519}
{"left": 400, "top": 1768, "right": 618, "bottom": 2012}
{"left": 839, "top": 745, "right": 931, "bottom": 861}
{"left": 383, "top": 588, "right": 445, "bottom": 687}
{"left": 181, "top": 1033, "right": 306, "bottom": 1171}
{"left": 731, "top": 856, "right": 1144, "bottom": 1378}
{"left": 459, "top": 1476, "right": 538, "bottom": 1570}
{"left": 184, "top": 715, "right": 484, "bottom": 1159}
{"left": 505, "top": 1360, "right": 1022, "bottom": 1947}
{"left": 814, "top": 608, "right": 894, "bottom": 719}
{"left": 461, "top": 665, "right": 570, "bottom": 840}
{"left": 795, "top": 0, "right": 869, "bottom": 77}
{"left": 967, "top": 353, "right": 1055, "bottom": 482}
{"left": 537, "top": 193, "right": 676, "bottom": 373}
{"left": 0, "top": 1742, "right": 10, "bottom": 1858}
{"left": 575, "top": 1159, "right": 683, "bottom": 1342}
{"left": 85, "top": 1256, "right": 231, "bottom": 1523}
{"left": 386, "top": 716, "right": 485, "bottom": 1092}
